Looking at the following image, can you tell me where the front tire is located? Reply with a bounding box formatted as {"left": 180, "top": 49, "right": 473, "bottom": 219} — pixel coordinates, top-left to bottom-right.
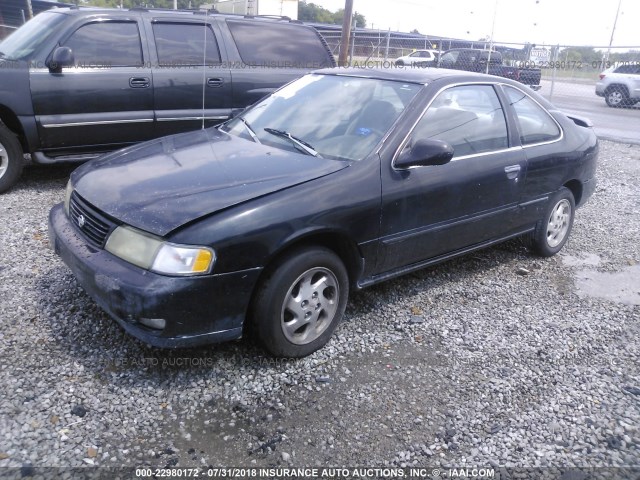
{"left": 0, "top": 124, "right": 24, "bottom": 193}
{"left": 251, "top": 247, "right": 349, "bottom": 358}
{"left": 532, "top": 187, "right": 575, "bottom": 257}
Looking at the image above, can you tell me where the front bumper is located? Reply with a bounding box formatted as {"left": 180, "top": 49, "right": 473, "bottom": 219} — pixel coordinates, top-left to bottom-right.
{"left": 48, "top": 203, "right": 262, "bottom": 348}
{"left": 595, "top": 83, "right": 605, "bottom": 97}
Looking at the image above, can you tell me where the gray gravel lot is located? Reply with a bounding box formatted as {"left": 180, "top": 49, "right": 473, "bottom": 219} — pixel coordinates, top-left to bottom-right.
{"left": 0, "top": 140, "right": 639, "bottom": 476}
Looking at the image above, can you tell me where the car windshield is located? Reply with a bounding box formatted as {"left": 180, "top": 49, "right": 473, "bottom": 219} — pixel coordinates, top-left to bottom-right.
{"left": 0, "top": 11, "right": 67, "bottom": 61}
{"left": 221, "top": 74, "right": 423, "bottom": 161}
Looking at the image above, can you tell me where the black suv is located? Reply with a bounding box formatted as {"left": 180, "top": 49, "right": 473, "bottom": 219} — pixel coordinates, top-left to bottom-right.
{"left": 0, "top": 7, "right": 335, "bottom": 192}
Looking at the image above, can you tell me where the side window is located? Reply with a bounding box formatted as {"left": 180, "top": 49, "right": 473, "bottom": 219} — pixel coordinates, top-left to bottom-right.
{"left": 226, "top": 20, "right": 333, "bottom": 68}
{"left": 63, "top": 22, "right": 142, "bottom": 67}
{"left": 412, "top": 84, "right": 509, "bottom": 157}
{"left": 440, "top": 51, "right": 459, "bottom": 64}
{"left": 504, "top": 86, "right": 561, "bottom": 145}
{"left": 152, "top": 23, "right": 221, "bottom": 66}
{"left": 614, "top": 65, "right": 634, "bottom": 74}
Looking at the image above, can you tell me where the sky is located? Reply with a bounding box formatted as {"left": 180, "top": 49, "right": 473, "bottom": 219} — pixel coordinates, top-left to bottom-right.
{"left": 310, "top": 0, "right": 639, "bottom": 48}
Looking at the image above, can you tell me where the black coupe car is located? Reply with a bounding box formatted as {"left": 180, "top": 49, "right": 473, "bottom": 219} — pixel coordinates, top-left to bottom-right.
{"left": 49, "top": 68, "right": 598, "bottom": 357}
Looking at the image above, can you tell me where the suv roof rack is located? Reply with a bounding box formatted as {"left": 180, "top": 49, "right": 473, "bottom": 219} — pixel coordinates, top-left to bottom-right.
{"left": 243, "top": 14, "right": 302, "bottom": 24}
{"left": 128, "top": 7, "right": 219, "bottom": 14}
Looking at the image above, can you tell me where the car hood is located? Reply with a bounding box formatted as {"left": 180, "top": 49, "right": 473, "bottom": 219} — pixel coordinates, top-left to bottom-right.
{"left": 72, "top": 128, "right": 350, "bottom": 237}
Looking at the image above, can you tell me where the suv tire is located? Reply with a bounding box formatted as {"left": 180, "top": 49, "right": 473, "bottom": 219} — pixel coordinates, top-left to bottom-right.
{"left": 0, "top": 124, "right": 24, "bottom": 193}
{"left": 605, "top": 85, "right": 630, "bottom": 108}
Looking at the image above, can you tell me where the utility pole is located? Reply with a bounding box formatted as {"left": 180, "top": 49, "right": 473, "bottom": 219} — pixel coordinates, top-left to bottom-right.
{"left": 338, "top": 0, "right": 354, "bottom": 67}
{"left": 25, "top": 0, "right": 34, "bottom": 19}
{"left": 486, "top": 0, "right": 498, "bottom": 74}
{"left": 606, "top": 0, "right": 622, "bottom": 62}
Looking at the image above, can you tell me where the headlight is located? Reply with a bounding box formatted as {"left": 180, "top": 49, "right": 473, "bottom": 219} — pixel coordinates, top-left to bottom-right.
{"left": 105, "top": 225, "right": 215, "bottom": 276}
{"left": 152, "top": 244, "right": 214, "bottom": 275}
{"left": 64, "top": 180, "right": 73, "bottom": 216}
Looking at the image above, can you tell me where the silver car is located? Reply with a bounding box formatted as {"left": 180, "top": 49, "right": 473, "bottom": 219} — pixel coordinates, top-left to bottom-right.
{"left": 394, "top": 49, "right": 439, "bottom": 67}
{"left": 595, "top": 64, "right": 640, "bottom": 107}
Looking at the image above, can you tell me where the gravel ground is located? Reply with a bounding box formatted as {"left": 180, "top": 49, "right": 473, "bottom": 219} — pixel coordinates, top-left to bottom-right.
{"left": 0, "top": 140, "right": 639, "bottom": 477}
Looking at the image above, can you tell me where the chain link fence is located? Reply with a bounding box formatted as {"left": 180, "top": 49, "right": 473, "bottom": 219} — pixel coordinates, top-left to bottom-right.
{"left": 313, "top": 26, "right": 640, "bottom": 109}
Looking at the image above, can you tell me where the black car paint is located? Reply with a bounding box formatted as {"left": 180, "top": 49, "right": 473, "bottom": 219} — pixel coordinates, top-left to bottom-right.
{"left": 69, "top": 128, "right": 351, "bottom": 237}
{"left": 49, "top": 69, "right": 598, "bottom": 348}
{"left": 0, "top": 9, "right": 334, "bottom": 160}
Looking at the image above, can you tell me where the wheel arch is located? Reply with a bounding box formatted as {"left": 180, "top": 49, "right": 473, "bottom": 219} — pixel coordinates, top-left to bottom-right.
{"left": 604, "top": 83, "right": 629, "bottom": 95}
{"left": 259, "top": 228, "right": 365, "bottom": 289}
{"left": 243, "top": 228, "right": 364, "bottom": 341}
{"left": 563, "top": 179, "right": 583, "bottom": 206}
{"left": 0, "top": 105, "right": 27, "bottom": 151}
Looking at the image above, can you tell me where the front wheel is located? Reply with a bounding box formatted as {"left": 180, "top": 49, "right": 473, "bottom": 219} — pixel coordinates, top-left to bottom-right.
{"left": 532, "top": 187, "right": 575, "bottom": 257}
{"left": 0, "top": 124, "right": 24, "bottom": 193}
{"left": 251, "top": 247, "right": 349, "bottom": 358}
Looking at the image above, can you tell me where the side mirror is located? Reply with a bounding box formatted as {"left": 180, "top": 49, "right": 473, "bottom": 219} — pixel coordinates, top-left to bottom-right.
{"left": 394, "top": 138, "right": 454, "bottom": 169}
{"left": 48, "top": 47, "right": 74, "bottom": 72}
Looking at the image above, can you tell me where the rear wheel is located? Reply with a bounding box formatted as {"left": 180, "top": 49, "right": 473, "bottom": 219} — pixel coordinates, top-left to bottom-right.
{"left": 0, "top": 124, "right": 24, "bottom": 193}
{"left": 251, "top": 247, "right": 349, "bottom": 358}
{"left": 532, "top": 187, "right": 575, "bottom": 257}
{"left": 605, "top": 85, "right": 630, "bottom": 108}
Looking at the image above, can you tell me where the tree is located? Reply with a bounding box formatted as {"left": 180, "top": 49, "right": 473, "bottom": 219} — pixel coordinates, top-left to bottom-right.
{"left": 299, "top": 2, "right": 334, "bottom": 23}
{"left": 298, "top": 1, "right": 366, "bottom": 27}
{"left": 558, "top": 47, "right": 601, "bottom": 64}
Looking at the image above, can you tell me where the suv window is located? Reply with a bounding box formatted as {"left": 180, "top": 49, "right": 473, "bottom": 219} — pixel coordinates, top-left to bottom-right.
{"left": 614, "top": 64, "right": 640, "bottom": 74}
{"left": 413, "top": 84, "right": 508, "bottom": 157}
{"left": 153, "top": 22, "right": 221, "bottom": 66}
{"left": 440, "top": 51, "right": 459, "bottom": 64}
{"left": 63, "top": 22, "right": 142, "bottom": 67}
{"left": 504, "top": 86, "right": 561, "bottom": 145}
{"left": 226, "top": 20, "right": 332, "bottom": 68}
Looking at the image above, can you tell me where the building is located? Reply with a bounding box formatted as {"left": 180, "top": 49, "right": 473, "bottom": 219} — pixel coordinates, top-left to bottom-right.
{"left": 201, "top": 0, "right": 298, "bottom": 19}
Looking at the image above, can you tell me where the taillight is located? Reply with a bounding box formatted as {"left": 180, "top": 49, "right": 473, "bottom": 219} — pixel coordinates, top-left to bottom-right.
{"left": 599, "top": 74, "right": 606, "bottom": 80}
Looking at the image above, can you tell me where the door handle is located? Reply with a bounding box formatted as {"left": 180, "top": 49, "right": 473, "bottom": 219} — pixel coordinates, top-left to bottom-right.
{"left": 504, "top": 165, "right": 521, "bottom": 180}
{"left": 129, "top": 77, "right": 150, "bottom": 88}
{"left": 207, "top": 77, "right": 224, "bottom": 88}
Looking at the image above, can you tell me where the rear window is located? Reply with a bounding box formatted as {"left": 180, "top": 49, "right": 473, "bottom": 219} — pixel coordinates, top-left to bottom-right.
{"left": 504, "top": 86, "right": 561, "bottom": 145}
{"left": 226, "top": 20, "right": 333, "bottom": 68}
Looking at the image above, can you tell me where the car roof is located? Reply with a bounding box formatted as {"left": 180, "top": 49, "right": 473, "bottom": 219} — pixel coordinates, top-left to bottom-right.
{"left": 314, "top": 67, "right": 557, "bottom": 110}
{"left": 315, "top": 67, "right": 508, "bottom": 85}
{"left": 44, "top": 6, "right": 306, "bottom": 24}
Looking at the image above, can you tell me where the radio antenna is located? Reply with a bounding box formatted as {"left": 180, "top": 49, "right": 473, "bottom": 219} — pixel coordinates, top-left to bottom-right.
{"left": 201, "top": 9, "right": 208, "bottom": 130}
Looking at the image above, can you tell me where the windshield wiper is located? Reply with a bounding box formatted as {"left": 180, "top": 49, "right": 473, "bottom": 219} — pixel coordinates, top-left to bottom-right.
{"left": 238, "top": 116, "right": 261, "bottom": 144}
{"left": 264, "top": 128, "right": 321, "bottom": 157}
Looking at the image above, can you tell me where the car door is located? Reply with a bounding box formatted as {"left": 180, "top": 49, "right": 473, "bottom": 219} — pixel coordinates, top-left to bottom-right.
{"left": 30, "top": 18, "right": 154, "bottom": 155}
{"left": 500, "top": 84, "right": 564, "bottom": 226}
{"left": 147, "top": 19, "right": 232, "bottom": 136}
{"left": 377, "top": 83, "right": 528, "bottom": 273}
